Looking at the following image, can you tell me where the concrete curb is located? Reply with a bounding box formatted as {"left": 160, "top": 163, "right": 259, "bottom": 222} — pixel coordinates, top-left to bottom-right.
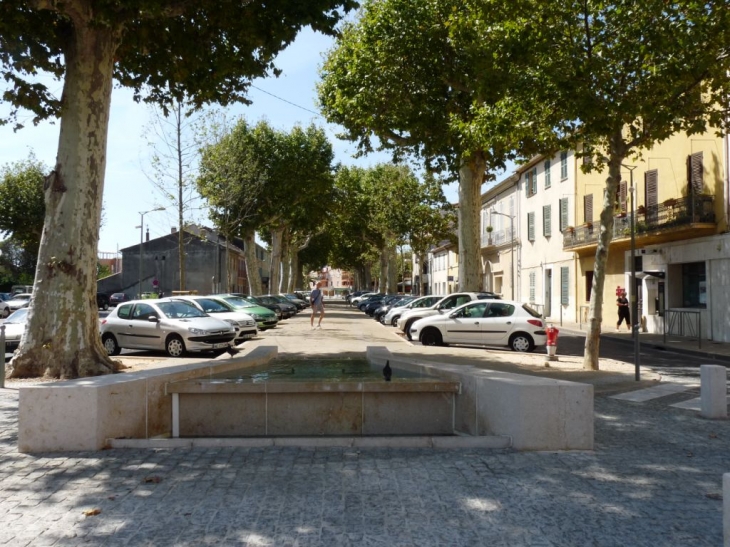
{"left": 107, "top": 435, "right": 513, "bottom": 450}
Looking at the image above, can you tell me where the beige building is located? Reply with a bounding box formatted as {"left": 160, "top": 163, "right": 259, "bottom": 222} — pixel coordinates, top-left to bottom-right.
{"left": 566, "top": 130, "right": 728, "bottom": 340}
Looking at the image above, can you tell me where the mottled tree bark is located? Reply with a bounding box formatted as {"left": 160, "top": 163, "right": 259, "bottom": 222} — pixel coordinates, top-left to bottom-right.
{"left": 243, "top": 229, "right": 263, "bottom": 295}
{"left": 458, "top": 153, "right": 486, "bottom": 292}
{"left": 8, "top": 19, "right": 120, "bottom": 378}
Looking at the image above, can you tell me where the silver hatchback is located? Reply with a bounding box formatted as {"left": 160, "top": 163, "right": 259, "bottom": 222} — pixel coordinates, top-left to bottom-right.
{"left": 100, "top": 299, "right": 236, "bottom": 357}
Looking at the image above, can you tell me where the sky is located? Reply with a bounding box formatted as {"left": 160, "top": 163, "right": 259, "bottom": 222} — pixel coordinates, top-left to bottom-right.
{"left": 0, "top": 27, "right": 469, "bottom": 255}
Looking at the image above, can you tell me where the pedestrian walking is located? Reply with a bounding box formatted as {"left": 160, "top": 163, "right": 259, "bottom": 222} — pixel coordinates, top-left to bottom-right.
{"left": 310, "top": 282, "right": 325, "bottom": 329}
{"left": 616, "top": 289, "right": 631, "bottom": 332}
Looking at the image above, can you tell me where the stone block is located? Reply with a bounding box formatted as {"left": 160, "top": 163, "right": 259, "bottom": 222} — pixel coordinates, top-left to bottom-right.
{"left": 700, "top": 365, "right": 728, "bottom": 419}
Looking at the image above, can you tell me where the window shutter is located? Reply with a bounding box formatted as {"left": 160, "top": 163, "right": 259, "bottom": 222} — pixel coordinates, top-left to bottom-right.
{"left": 525, "top": 172, "right": 530, "bottom": 197}
{"left": 527, "top": 212, "right": 535, "bottom": 241}
{"left": 544, "top": 160, "right": 551, "bottom": 188}
{"left": 689, "top": 152, "right": 703, "bottom": 195}
{"left": 584, "top": 194, "right": 593, "bottom": 223}
{"left": 645, "top": 170, "right": 658, "bottom": 207}
{"left": 560, "top": 267, "right": 569, "bottom": 305}
{"left": 620, "top": 181, "right": 627, "bottom": 213}
{"left": 543, "top": 205, "right": 551, "bottom": 236}
{"left": 532, "top": 167, "right": 538, "bottom": 195}
{"left": 560, "top": 198, "right": 569, "bottom": 231}
{"left": 529, "top": 272, "right": 536, "bottom": 302}
{"left": 560, "top": 151, "right": 568, "bottom": 179}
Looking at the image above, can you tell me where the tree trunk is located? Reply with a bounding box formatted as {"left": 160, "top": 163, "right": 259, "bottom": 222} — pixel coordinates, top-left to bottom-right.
{"left": 378, "top": 246, "right": 388, "bottom": 293}
{"left": 269, "top": 226, "right": 285, "bottom": 294}
{"left": 387, "top": 244, "right": 397, "bottom": 293}
{"left": 583, "top": 132, "right": 627, "bottom": 370}
{"left": 458, "top": 153, "right": 486, "bottom": 292}
{"left": 8, "top": 22, "right": 120, "bottom": 378}
{"left": 280, "top": 230, "right": 291, "bottom": 293}
{"left": 243, "top": 229, "right": 263, "bottom": 295}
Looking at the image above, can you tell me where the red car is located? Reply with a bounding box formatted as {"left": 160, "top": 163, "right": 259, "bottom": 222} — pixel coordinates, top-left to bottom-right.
{"left": 109, "top": 293, "right": 131, "bottom": 307}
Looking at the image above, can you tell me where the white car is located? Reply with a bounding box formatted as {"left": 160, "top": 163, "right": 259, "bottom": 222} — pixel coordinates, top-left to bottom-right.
{"left": 397, "top": 292, "right": 500, "bottom": 340}
{"left": 170, "top": 296, "right": 258, "bottom": 344}
{"left": 100, "top": 299, "right": 236, "bottom": 357}
{"left": 409, "top": 300, "right": 547, "bottom": 352}
{"left": 383, "top": 295, "right": 443, "bottom": 327}
{"left": 1, "top": 308, "right": 28, "bottom": 351}
{"left": 350, "top": 292, "right": 377, "bottom": 306}
{"left": 5, "top": 293, "right": 32, "bottom": 313}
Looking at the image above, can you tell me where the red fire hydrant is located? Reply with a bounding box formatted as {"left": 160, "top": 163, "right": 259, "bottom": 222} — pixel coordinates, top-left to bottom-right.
{"left": 545, "top": 324, "right": 559, "bottom": 361}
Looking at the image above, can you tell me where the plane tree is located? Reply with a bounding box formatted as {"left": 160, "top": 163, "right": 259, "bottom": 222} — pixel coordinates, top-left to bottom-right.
{"left": 198, "top": 120, "right": 335, "bottom": 294}
{"left": 467, "top": 0, "right": 730, "bottom": 369}
{"left": 1, "top": 0, "right": 355, "bottom": 378}
{"left": 318, "top": 0, "right": 549, "bottom": 293}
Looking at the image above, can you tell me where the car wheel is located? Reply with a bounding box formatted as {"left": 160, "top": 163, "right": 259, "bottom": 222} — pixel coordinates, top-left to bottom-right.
{"left": 509, "top": 333, "right": 535, "bottom": 352}
{"left": 391, "top": 316, "right": 400, "bottom": 327}
{"left": 404, "top": 319, "right": 417, "bottom": 341}
{"left": 102, "top": 334, "right": 121, "bottom": 356}
{"left": 1, "top": 307, "right": 9, "bottom": 318}
{"left": 165, "top": 334, "right": 186, "bottom": 357}
{"left": 103, "top": 303, "right": 109, "bottom": 311}
{"left": 420, "top": 327, "right": 443, "bottom": 347}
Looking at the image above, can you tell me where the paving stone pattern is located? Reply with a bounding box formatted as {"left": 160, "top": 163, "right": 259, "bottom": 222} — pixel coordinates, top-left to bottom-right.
{"left": 1, "top": 388, "right": 728, "bottom": 546}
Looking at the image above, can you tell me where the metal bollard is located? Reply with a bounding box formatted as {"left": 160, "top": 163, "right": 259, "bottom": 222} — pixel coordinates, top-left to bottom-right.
{"left": 1, "top": 324, "right": 5, "bottom": 389}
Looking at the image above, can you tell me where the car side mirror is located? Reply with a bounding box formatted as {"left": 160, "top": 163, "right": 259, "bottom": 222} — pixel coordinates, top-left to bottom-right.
{"left": 148, "top": 316, "right": 159, "bottom": 323}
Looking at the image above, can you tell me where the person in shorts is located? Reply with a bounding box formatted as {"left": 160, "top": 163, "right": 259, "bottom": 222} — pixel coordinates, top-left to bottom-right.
{"left": 310, "top": 282, "right": 325, "bottom": 329}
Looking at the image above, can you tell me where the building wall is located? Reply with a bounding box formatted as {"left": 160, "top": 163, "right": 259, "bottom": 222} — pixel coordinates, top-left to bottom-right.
{"left": 575, "top": 130, "right": 727, "bottom": 334}
{"left": 518, "top": 151, "right": 578, "bottom": 322}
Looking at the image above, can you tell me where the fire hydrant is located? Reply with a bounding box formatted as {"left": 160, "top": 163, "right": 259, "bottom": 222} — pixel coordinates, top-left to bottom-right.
{"left": 545, "top": 324, "right": 559, "bottom": 362}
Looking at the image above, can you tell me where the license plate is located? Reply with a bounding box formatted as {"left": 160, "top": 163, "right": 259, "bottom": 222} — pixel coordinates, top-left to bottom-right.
{"left": 212, "top": 343, "right": 229, "bottom": 349}
{"left": 242, "top": 334, "right": 255, "bottom": 339}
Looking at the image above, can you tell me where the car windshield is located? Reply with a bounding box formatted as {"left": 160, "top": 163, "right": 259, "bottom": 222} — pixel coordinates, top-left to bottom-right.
{"left": 156, "top": 301, "right": 207, "bottom": 319}
{"left": 220, "top": 296, "right": 256, "bottom": 309}
{"left": 192, "top": 298, "right": 233, "bottom": 313}
{"left": 12, "top": 294, "right": 31, "bottom": 302}
{"left": 4, "top": 308, "right": 28, "bottom": 323}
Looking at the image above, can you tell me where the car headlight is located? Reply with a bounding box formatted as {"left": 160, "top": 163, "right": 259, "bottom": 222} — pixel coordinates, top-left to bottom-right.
{"left": 224, "top": 319, "right": 238, "bottom": 327}
{"left": 188, "top": 327, "right": 208, "bottom": 335}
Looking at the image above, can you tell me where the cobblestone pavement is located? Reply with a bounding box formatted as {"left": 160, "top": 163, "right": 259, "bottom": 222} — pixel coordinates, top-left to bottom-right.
{"left": 1, "top": 386, "right": 728, "bottom": 546}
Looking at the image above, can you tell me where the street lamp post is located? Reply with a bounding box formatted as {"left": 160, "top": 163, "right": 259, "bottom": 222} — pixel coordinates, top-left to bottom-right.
{"left": 622, "top": 165, "right": 641, "bottom": 381}
{"left": 138, "top": 207, "right": 165, "bottom": 299}
{"left": 490, "top": 210, "right": 516, "bottom": 300}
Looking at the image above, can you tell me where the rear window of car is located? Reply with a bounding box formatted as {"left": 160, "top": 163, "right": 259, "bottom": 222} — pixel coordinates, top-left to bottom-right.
{"left": 522, "top": 304, "right": 543, "bottom": 318}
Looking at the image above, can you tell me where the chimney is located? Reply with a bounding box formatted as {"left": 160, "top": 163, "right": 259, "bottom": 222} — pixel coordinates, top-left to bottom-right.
{"left": 171, "top": 227, "right": 177, "bottom": 234}
{"left": 146, "top": 227, "right": 150, "bottom": 242}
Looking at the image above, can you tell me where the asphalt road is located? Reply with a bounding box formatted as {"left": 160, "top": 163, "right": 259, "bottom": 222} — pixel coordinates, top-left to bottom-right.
{"left": 554, "top": 330, "right": 729, "bottom": 381}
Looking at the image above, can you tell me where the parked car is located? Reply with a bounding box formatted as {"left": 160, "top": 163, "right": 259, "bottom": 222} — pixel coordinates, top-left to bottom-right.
{"left": 363, "top": 295, "right": 394, "bottom": 316}
{"left": 383, "top": 295, "right": 443, "bottom": 327}
{"left": 5, "top": 293, "right": 32, "bottom": 313}
{"left": 96, "top": 293, "right": 110, "bottom": 311}
{"left": 357, "top": 293, "right": 385, "bottom": 311}
{"left": 397, "top": 292, "right": 500, "bottom": 340}
{"left": 264, "top": 294, "right": 305, "bottom": 312}
{"left": 282, "top": 293, "right": 309, "bottom": 309}
{"left": 409, "top": 300, "right": 547, "bottom": 352}
{"left": 109, "top": 293, "right": 131, "bottom": 306}
{"left": 239, "top": 294, "right": 294, "bottom": 319}
{"left": 1, "top": 308, "right": 28, "bottom": 351}
{"left": 0, "top": 298, "right": 10, "bottom": 318}
{"left": 100, "top": 299, "right": 236, "bottom": 357}
{"left": 350, "top": 292, "right": 377, "bottom": 306}
{"left": 374, "top": 296, "right": 416, "bottom": 323}
{"left": 214, "top": 295, "right": 280, "bottom": 330}
{"left": 0, "top": 292, "right": 12, "bottom": 301}
{"left": 169, "top": 295, "right": 257, "bottom": 344}
{"left": 346, "top": 290, "right": 368, "bottom": 305}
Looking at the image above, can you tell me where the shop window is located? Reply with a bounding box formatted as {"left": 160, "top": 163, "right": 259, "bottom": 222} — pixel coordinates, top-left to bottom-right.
{"left": 681, "top": 262, "right": 706, "bottom": 308}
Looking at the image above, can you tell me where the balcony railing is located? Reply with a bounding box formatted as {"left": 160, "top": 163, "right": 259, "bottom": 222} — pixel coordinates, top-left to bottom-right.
{"left": 481, "top": 226, "right": 515, "bottom": 248}
{"left": 563, "top": 194, "right": 715, "bottom": 249}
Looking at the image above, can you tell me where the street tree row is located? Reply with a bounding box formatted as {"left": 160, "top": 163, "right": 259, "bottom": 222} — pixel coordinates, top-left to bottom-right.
{"left": 317, "top": 0, "right": 730, "bottom": 369}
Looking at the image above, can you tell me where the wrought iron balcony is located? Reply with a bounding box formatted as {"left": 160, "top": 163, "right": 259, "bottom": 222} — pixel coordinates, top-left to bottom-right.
{"left": 563, "top": 194, "right": 716, "bottom": 250}
{"left": 481, "top": 227, "right": 515, "bottom": 248}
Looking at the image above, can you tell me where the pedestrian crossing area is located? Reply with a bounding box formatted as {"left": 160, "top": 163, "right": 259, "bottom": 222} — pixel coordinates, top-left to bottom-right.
{"left": 609, "top": 381, "right": 729, "bottom": 411}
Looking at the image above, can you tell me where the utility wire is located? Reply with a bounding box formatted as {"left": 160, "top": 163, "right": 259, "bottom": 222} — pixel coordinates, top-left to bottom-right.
{"left": 249, "top": 84, "right": 323, "bottom": 117}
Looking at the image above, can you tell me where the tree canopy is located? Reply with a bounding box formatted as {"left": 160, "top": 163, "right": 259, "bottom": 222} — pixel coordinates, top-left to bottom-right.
{"left": 1, "top": 0, "right": 356, "bottom": 378}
